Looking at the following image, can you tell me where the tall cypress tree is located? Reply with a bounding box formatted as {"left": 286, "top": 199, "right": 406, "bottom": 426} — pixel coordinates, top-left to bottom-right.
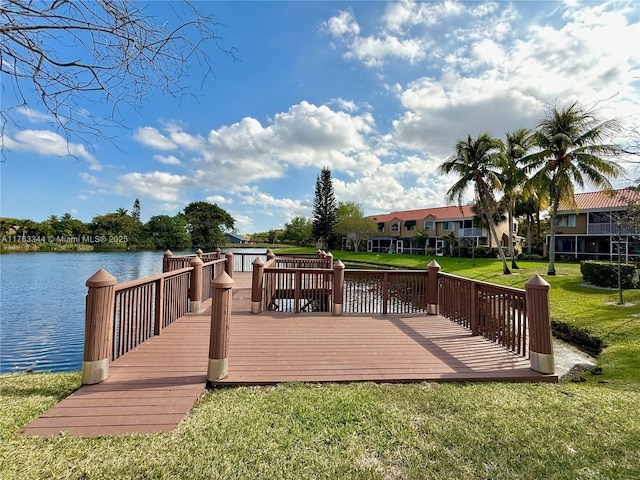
{"left": 312, "top": 167, "right": 338, "bottom": 248}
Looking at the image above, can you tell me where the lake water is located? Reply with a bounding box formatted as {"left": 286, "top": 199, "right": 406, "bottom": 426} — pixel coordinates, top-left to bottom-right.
{"left": 0, "top": 249, "right": 264, "bottom": 374}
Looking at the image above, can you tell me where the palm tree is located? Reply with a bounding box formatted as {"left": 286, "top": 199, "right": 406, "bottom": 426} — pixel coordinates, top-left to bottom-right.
{"left": 526, "top": 101, "right": 624, "bottom": 275}
{"left": 439, "top": 133, "right": 512, "bottom": 274}
{"left": 500, "top": 128, "right": 535, "bottom": 269}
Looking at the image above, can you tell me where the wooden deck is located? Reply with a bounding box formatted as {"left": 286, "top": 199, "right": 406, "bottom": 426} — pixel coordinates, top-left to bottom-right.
{"left": 21, "top": 272, "right": 556, "bottom": 437}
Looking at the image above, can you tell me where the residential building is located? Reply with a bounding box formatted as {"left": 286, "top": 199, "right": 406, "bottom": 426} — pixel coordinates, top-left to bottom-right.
{"left": 550, "top": 188, "right": 640, "bottom": 261}
{"left": 225, "top": 232, "right": 249, "bottom": 244}
{"left": 365, "top": 205, "right": 517, "bottom": 255}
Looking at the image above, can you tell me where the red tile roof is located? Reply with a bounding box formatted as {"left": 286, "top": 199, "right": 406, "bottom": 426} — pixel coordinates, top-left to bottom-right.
{"left": 558, "top": 188, "right": 640, "bottom": 212}
{"left": 369, "top": 205, "right": 476, "bottom": 222}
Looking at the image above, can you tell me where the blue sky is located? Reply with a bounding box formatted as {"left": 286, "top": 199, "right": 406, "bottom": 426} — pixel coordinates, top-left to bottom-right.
{"left": 1, "top": 0, "right": 639, "bottom": 234}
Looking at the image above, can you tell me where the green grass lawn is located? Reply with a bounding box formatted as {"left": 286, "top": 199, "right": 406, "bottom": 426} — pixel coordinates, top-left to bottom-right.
{"left": 1, "top": 250, "right": 639, "bottom": 479}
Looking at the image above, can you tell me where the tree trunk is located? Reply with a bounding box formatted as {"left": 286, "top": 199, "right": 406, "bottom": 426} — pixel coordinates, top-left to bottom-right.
{"left": 508, "top": 207, "right": 519, "bottom": 269}
{"left": 526, "top": 214, "right": 533, "bottom": 254}
{"left": 547, "top": 213, "right": 557, "bottom": 275}
{"left": 485, "top": 212, "right": 511, "bottom": 275}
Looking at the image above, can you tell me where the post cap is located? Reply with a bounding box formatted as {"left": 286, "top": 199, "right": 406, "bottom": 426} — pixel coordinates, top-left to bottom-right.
{"left": 334, "top": 259, "right": 345, "bottom": 269}
{"left": 190, "top": 255, "right": 204, "bottom": 266}
{"left": 163, "top": 249, "right": 173, "bottom": 257}
{"left": 427, "top": 260, "right": 441, "bottom": 269}
{"left": 86, "top": 269, "right": 116, "bottom": 287}
{"left": 525, "top": 274, "right": 550, "bottom": 289}
{"left": 253, "top": 257, "right": 264, "bottom": 266}
{"left": 213, "top": 271, "right": 235, "bottom": 288}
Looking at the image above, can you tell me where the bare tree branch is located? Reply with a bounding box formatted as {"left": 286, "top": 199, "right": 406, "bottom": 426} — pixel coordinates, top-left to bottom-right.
{"left": 1, "top": 0, "right": 237, "bottom": 158}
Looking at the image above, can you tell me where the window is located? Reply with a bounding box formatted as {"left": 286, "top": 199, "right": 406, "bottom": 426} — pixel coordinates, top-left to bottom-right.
{"left": 391, "top": 222, "right": 399, "bottom": 232}
{"left": 588, "top": 212, "right": 609, "bottom": 224}
{"left": 404, "top": 220, "right": 416, "bottom": 231}
{"left": 424, "top": 221, "right": 434, "bottom": 230}
{"left": 441, "top": 221, "right": 453, "bottom": 230}
{"left": 556, "top": 215, "right": 577, "bottom": 227}
{"left": 377, "top": 222, "right": 384, "bottom": 233}
{"left": 557, "top": 238, "right": 575, "bottom": 252}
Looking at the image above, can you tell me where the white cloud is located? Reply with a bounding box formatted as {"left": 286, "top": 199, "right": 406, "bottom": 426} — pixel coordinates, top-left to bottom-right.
{"left": 133, "top": 127, "right": 177, "bottom": 150}
{"left": 388, "top": 1, "right": 639, "bottom": 156}
{"left": 239, "top": 187, "right": 312, "bottom": 223}
{"left": 78, "top": 172, "right": 100, "bottom": 185}
{"left": 382, "top": 0, "right": 465, "bottom": 32}
{"left": 205, "top": 195, "right": 232, "bottom": 204}
{"left": 16, "top": 107, "right": 51, "bottom": 123}
{"left": 346, "top": 35, "right": 428, "bottom": 67}
{"left": 153, "top": 154, "right": 182, "bottom": 165}
{"left": 132, "top": 101, "right": 380, "bottom": 196}
{"left": 321, "top": 10, "right": 360, "bottom": 37}
{"left": 117, "top": 171, "right": 194, "bottom": 202}
{"left": 3, "top": 129, "right": 102, "bottom": 171}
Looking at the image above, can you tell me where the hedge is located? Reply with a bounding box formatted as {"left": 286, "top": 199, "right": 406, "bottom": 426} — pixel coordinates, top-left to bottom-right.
{"left": 580, "top": 260, "right": 638, "bottom": 289}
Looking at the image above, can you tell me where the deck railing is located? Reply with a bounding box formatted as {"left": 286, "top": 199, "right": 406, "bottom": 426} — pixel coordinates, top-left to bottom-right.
{"left": 82, "top": 249, "right": 233, "bottom": 385}
{"left": 112, "top": 267, "right": 191, "bottom": 360}
{"left": 250, "top": 255, "right": 554, "bottom": 375}
{"left": 438, "top": 272, "right": 528, "bottom": 356}
{"left": 342, "top": 270, "right": 428, "bottom": 314}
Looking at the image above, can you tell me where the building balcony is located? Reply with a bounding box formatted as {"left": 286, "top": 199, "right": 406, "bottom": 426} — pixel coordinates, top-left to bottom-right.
{"left": 459, "top": 228, "right": 485, "bottom": 237}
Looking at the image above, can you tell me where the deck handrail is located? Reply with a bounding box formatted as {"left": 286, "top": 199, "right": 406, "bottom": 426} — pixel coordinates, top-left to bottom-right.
{"left": 438, "top": 271, "right": 528, "bottom": 356}
{"left": 82, "top": 249, "right": 231, "bottom": 385}
{"left": 249, "top": 255, "right": 554, "bottom": 375}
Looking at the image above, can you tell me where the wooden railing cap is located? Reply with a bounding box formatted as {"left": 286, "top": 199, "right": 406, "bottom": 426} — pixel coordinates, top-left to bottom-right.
{"left": 334, "top": 260, "right": 345, "bottom": 269}
{"left": 253, "top": 257, "right": 264, "bottom": 266}
{"left": 163, "top": 249, "right": 173, "bottom": 257}
{"left": 525, "top": 274, "right": 550, "bottom": 289}
{"left": 427, "top": 260, "right": 441, "bottom": 269}
{"left": 190, "top": 255, "right": 204, "bottom": 265}
{"left": 86, "top": 268, "right": 116, "bottom": 287}
{"left": 213, "top": 271, "right": 235, "bottom": 288}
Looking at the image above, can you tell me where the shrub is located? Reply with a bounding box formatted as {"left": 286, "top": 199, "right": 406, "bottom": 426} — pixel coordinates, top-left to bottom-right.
{"left": 551, "top": 320, "right": 606, "bottom": 356}
{"left": 472, "top": 247, "right": 498, "bottom": 258}
{"left": 580, "top": 260, "right": 638, "bottom": 289}
{"left": 516, "top": 253, "right": 544, "bottom": 260}
{"left": 450, "top": 246, "right": 471, "bottom": 257}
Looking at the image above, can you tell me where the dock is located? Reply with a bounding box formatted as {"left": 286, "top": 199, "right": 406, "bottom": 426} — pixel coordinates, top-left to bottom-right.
{"left": 21, "top": 271, "right": 556, "bottom": 437}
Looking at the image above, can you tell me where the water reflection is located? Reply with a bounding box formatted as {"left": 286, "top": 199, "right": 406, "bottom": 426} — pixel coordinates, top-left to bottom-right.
{"left": 0, "top": 251, "right": 164, "bottom": 374}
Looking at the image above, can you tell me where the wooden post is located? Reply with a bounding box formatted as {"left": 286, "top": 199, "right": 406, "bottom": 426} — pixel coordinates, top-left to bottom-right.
{"left": 225, "top": 251, "right": 234, "bottom": 278}
{"left": 189, "top": 256, "right": 203, "bottom": 313}
{"left": 526, "top": 275, "right": 554, "bottom": 374}
{"left": 325, "top": 252, "right": 333, "bottom": 269}
{"left": 251, "top": 257, "right": 265, "bottom": 313}
{"left": 266, "top": 249, "right": 275, "bottom": 262}
{"left": 207, "top": 271, "right": 234, "bottom": 384}
{"left": 333, "top": 260, "right": 345, "bottom": 315}
{"left": 427, "top": 260, "right": 441, "bottom": 315}
{"left": 196, "top": 248, "right": 203, "bottom": 259}
{"left": 162, "top": 249, "right": 173, "bottom": 273}
{"left": 82, "top": 269, "right": 116, "bottom": 385}
{"left": 154, "top": 277, "right": 164, "bottom": 335}
{"left": 216, "top": 247, "right": 222, "bottom": 259}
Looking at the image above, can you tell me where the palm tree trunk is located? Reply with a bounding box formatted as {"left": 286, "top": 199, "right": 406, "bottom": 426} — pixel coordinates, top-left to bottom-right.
{"left": 526, "top": 213, "right": 533, "bottom": 254}
{"left": 485, "top": 212, "right": 511, "bottom": 274}
{"left": 548, "top": 213, "right": 557, "bottom": 275}
{"left": 508, "top": 207, "right": 519, "bottom": 269}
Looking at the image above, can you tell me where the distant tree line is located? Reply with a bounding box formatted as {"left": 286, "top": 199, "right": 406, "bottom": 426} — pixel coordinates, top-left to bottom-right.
{"left": 0, "top": 200, "right": 235, "bottom": 251}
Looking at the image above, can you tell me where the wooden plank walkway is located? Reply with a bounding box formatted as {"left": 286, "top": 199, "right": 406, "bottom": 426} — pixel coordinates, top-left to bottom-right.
{"left": 21, "top": 272, "right": 556, "bottom": 437}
